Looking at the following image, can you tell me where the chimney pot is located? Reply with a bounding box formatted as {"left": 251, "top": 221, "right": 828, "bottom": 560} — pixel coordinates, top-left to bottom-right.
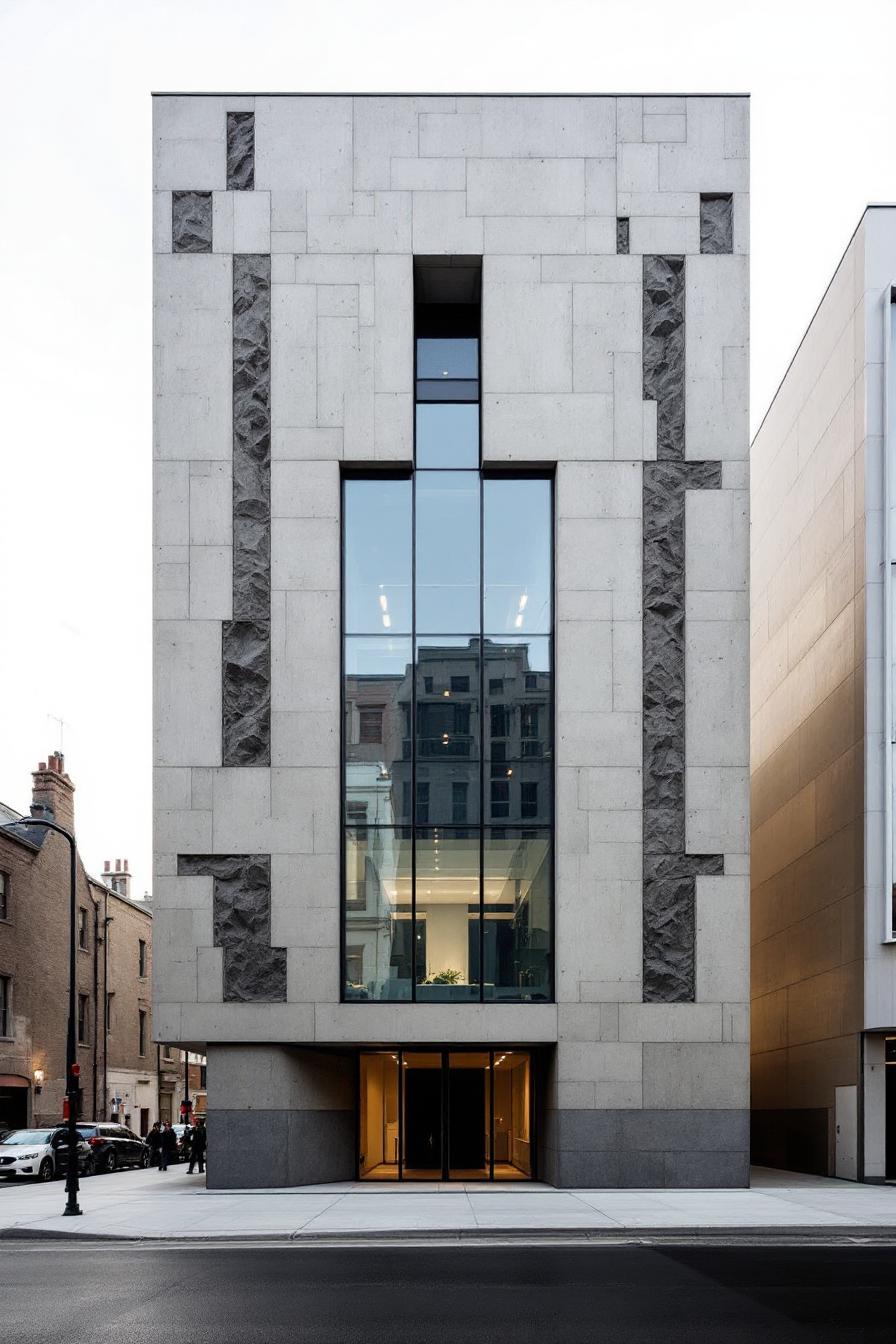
{"left": 124, "top": 859, "right": 129, "bottom": 872}
{"left": 104, "top": 860, "right": 110, "bottom": 872}
{"left": 38, "top": 762, "right": 46, "bottom": 773}
{"left": 115, "top": 858, "right": 121, "bottom": 872}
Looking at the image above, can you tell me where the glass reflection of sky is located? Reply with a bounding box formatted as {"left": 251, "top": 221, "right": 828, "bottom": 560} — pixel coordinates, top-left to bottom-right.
{"left": 416, "top": 338, "right": 478, "bottom": 380}
{"left": 483, "top": 478, "right": 551, "bottom": 634}
{"left": 416, "top": 403, "right": 479, "bottom": 468}
{"left": 344, "top": 479, "right": 412, "bottom": 633}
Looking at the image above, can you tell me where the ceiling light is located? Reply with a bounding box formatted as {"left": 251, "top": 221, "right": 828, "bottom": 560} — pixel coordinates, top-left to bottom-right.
{"left": 443, "top": 689, "right": 450, "bottom": 697}
{"left": 382, "top": 614, "right": 392, "bottom": 628}
{"left": 379, "top": 594, "right": 388, "bottom": 612}
{"left": 514, "top": 614, "right": 524, "bottom": 629}
{"left": 518, "top": 594, "right": 528, "bottom": 610}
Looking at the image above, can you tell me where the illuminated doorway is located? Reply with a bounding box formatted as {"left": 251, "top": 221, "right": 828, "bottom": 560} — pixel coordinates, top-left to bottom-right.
{"left": 359, "top": 1048, "right": 533, "bottom": 1181}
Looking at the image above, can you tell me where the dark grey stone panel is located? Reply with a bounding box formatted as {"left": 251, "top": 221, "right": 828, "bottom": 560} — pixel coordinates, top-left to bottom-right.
{"left": 616, "top": 217, "right": 630, "bottom": 255}
{"left": 287, "top": 1110, "right": 356, "bottom": 1185}
{"left": 177, "top": 853, "right": 285, "bottom": 1002}
{"left": 227, "top": 111, "right": 255, "bottom": 191}
{"left": 224, "top": 253, "right": 271, "bottom": 766}
{"left": 641, "top": 256, "right": 725, "bottom": 1003}
{"left": 642, "top": 255, "right": 685, "bottom": 461}
{"left": 172, "top": 190, "right": 212, "bottom": 253}
{"left": 663, "top": 1148, "right": 749, "bottom": 1189}
{"left": 545, "top": 1110, "right": 750, "bottom": 1187}
{"left": 207, "top": 1109, "right": 289, "bottom": 1188}
{"left": 222, "top": 620, "right": 271, "bottom": 766}
{"left": 700, "top": 194, "right": 733, "bottom": 254}
{"left": 206, "top": 1108, "right": 355, "bottom": 1188}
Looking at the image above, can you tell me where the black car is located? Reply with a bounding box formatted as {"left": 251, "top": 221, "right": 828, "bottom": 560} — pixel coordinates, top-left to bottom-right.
{"left": 75, "top": 1123, "right": 150, "bottom": 1173}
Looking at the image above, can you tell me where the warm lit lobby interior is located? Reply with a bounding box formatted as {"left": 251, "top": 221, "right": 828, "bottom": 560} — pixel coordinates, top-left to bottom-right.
{"left": 359, "top": 1049, "right": 533, "bottom": 1181}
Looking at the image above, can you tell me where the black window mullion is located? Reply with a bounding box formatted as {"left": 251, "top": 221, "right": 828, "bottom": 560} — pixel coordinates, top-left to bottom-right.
{"left": 411, "top": 473, "right": 417, "bottom": 1000}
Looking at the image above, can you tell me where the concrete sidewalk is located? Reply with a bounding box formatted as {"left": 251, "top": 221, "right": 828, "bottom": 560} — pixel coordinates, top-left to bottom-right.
{"left": 1, "top": 1166, "right": 894, "bottom": 1242}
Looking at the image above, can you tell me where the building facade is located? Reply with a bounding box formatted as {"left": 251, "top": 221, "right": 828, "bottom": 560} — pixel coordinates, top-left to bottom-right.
{"left": 751, "top": 207, "right": 896, "bottom": 1182}
{"left": 0, "top": 756, "right": 159, "bottom": 1134}
{"left": 153, "top": 93, "right": 751, "bottom": 1188}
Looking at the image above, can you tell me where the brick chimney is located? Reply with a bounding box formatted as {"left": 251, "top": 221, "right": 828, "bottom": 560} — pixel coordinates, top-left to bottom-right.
{"left": 31, "top": 752, "right": 75, "bottom": 833}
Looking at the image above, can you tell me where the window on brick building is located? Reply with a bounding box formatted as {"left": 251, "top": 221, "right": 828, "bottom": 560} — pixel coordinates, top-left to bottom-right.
{"left": 0, "top": 976, "right": 10, "bottom": 1037}
{"left": 138, "top": 939, "right": 147, "bottom": 977}
{"left": 138, "top": 1010, "right": 147, "bottom": 1057}
{"left": 358, "top": 707, "right": 384, "bottom": 744}
{"left": 78, "top": 993, "right": 89, "bottom": 1044}
{"left": 0, "top": 872, "right": 8, "bottom": 921}
{"left": 78, "top": 907, "right": 87, "bottom": 949}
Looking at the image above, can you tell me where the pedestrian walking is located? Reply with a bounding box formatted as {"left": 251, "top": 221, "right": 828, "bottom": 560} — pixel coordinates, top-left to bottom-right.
{"left": 146, "top": 1121, "right": 162, "bottom": 1169}
{"left": 159, "top": 1121, "right": 178, "bottom": 1172}
{"left": 188, "top": 1117, "right": 207, "bottom": 1175}
{"left": 181, "top": 1122, "right": 193, "bottom": 1165}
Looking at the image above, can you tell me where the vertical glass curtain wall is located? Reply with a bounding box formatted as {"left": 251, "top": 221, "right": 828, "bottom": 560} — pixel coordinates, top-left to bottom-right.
{"left": 342, "top": 272, "right": 553, "bottom": 1003}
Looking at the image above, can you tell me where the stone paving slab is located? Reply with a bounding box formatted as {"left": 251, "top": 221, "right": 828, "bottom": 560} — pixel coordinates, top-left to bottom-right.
{"left": 0, "top": 1165, "right": 894, "bottom": 1242}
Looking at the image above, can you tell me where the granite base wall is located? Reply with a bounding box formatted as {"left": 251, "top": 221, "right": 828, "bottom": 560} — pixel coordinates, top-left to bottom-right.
{"left": 540, "top": 1109, "right": 750, "bottom": 1188}
{"left": 206, "top": 1107, "right": 355, "bottom": 1188}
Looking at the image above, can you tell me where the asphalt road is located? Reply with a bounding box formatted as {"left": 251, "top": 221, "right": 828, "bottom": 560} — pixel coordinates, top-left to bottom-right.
{"left": 1, "top": 1243, "right": 893, "bottom": 1343}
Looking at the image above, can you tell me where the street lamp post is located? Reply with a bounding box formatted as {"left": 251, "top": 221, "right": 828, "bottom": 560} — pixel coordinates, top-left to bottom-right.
{"left": 6, "top": 816, "right": 82, "bottom": 1216}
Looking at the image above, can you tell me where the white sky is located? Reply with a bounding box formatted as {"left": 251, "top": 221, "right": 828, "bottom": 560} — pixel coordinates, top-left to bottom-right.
{"left": 1, "top": 0, "right": 893, "bottom": 894}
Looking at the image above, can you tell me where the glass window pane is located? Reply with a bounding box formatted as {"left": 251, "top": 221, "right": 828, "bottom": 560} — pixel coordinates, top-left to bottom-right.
{"left": 416, "top": 338, "right": 478, "bottom": 380}
{"left": 483, "top": 830, "right": 552, "bottom": 1001}
{"left": 360, "top": 1053, "right": 399, "bottom": 1178}
{"left": 483, "top": 477, "right": 551, "bottom": 634}
{"left": 415, "top": 638, "right": 480, "bottom": 825}
{"left": 415, "top": 472, "right": 480, "bottom": 633}
{"left": 344, "top": 477, "right": 412, "bottom": 633}
{"left": 416, "top": 404, "right": 479, "bottom": 468}
{"left": 402, "top": 1052, "right": 443, "bottom": 1178}
{"left": 415, "top": 829, "right": 479, "bottom": 1002}
{"left": 484, "top": 638, "right": 551, "bottom": 824}
{"left": 416, "top": 379, "right": 479, "bottom": 403}
{"left": 345, "top": 637, "right": 413, "bottom": 826}
{"left": 448, "top": 1053, "right": 491, "bottom": 1179}
{"left": 344, "top": 828, "right": 413, "bottom": 1001}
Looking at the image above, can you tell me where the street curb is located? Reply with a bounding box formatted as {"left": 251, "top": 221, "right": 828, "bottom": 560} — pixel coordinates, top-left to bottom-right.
{"left": 3, "top": 1224, "right": 896, "bottom": 1246}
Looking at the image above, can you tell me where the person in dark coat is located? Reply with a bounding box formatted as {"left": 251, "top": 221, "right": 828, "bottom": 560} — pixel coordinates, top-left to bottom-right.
{"left": 159, "top": 1122, "right": 178, "bottom": 1172}
{"left": 146, "top": 1122, "right": 162, "bottom": 1168}
{"left": 188, "top": 1117, "right": 207, "bottom": 1174}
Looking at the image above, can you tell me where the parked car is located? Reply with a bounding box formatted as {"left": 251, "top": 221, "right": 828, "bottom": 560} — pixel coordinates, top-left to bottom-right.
{"left": 0, "top": 1127, "right": 94, "bottom": 1182}
{"left": 74, "top": 1123, "right": 150, "bottom": 1173}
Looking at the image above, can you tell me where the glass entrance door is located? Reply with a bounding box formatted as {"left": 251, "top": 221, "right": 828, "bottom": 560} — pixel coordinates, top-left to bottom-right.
{"left": 359, "top": 1048, "right": 532, "bottom": 1180}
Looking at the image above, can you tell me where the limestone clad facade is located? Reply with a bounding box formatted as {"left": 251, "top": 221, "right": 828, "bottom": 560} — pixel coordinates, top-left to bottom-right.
{"left": 153, "top": 94, "right": 750, "bottom": 1188}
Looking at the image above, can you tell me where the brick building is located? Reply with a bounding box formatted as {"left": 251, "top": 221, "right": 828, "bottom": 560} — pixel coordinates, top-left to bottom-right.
{"left": 0, "top": 754, "right": 159, "bottom": 1134}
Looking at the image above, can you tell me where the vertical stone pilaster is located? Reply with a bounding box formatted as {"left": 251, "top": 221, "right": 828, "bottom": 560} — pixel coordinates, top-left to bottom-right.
{"left": 641, "top": 256, "right": 723, "bottom": 1003}
{"left": 223, "top": 253, "right": 271, "bottom": 765}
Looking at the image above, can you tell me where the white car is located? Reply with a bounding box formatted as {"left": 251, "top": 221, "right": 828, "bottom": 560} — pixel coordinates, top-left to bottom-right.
{"left": 0, "top": 1127, "right": 93, "bottom": 1181}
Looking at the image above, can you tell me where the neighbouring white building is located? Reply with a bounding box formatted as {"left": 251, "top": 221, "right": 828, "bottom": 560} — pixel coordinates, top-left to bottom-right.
{"left": 752, "top": 206, "right": 896, "bottom": 1183}
{"left": 153, "top": 93, "right": 750, "bottom": 1188}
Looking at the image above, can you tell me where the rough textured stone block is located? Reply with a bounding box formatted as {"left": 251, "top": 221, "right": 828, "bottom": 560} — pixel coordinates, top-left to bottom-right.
{"left": 227, "top": 111, "right": 255, "bottom": 190}
{"left": 222, "top": 620, "right": 271, "bottom": 766}
{"left": 616, "top": 217, "right": 630, "bottom": 255}
{"left": 642, "top": 254, "right": 685, "bottom": 460}
{"left": 700, "top": 193, "right": 733, "bottom": 254}
{"left": 172, "top": 191, "right": 213, "bottom": 253}
{"left": 641, "top": 252, "right": 725, "bottom": 1003}
{"left": 177, "top": 854, "right": 286, "bottom": 1002}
